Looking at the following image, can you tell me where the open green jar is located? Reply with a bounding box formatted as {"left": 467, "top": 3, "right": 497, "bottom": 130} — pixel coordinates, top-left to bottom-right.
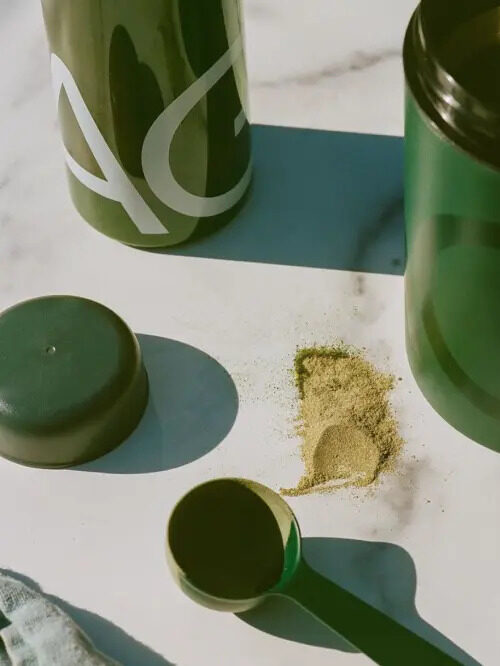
{"left": 404, "top": 1, "right": 500, "bottom": 451}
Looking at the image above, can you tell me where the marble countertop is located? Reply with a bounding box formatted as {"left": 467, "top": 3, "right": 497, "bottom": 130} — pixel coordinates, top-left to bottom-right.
{"left": 0, "top": 1, "right": 498, "bottom": 665}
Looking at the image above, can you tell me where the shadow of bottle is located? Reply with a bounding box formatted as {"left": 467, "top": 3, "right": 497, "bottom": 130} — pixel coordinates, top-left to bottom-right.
{"left": 0, "top": 570, "right": 175, "bottom": 666}
{"left": 77, "top": 334, "right": 239, "bottom": 474}
{"left": 239, "top": 537, "right": 481, "bottom": 665}
{"left": 163, "top": 125, "right": 405, "bottom": 276}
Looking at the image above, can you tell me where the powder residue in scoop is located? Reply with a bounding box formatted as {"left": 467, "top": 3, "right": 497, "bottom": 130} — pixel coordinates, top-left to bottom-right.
{"left": 282, "top": 347, "right": 403, "bottom": 495}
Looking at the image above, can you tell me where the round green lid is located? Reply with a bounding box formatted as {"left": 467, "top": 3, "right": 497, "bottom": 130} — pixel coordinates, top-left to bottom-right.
{"left": 0, "top": 296, "right": 149, "bottom": 468}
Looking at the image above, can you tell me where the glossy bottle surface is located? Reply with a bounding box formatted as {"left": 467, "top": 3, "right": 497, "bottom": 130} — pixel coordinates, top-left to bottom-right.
{"left": 41, "top": 0, "right": 251, "bottom": 247}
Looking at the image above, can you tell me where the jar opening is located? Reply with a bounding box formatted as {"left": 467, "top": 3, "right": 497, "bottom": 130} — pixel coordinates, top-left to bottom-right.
{"left": 406, "top": 1, "right": 500, "bottom": 167}
{"left": 421, "top": 0, "right": 500, "bottom": 49}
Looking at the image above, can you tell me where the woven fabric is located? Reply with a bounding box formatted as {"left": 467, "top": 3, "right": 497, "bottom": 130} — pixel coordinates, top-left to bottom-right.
{"left": 0, "top": 574, "right": 118, "bottom": 665}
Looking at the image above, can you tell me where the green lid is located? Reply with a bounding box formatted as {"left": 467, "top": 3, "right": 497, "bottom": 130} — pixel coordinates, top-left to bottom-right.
{"left": 0, "top": 296, "right": 149, "bottom": 468}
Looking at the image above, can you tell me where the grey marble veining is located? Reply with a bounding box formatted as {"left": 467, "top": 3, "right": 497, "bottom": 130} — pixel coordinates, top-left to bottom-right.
{"left": 254, "top": 48, "right": 402, "bottom": 88}
{"left": 0, "top": 1, "right": 497, "bottom": 665}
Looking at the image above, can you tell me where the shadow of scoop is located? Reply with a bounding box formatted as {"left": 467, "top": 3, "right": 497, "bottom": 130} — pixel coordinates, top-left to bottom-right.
{"left": 78, "top": 334, "right": 239, "bottom": 474}
{"left": 239, "top": 537, "right": 481, "bottom": 665}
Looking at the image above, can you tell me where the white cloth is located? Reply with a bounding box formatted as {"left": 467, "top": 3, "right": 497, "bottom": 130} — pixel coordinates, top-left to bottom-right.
{"left": 0, "top": 574, "right": 118, "bottom": 665}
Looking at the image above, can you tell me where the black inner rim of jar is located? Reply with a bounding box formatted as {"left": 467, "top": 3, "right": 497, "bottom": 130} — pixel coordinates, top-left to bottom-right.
{"left": 421, "top": 0, "right": 500, "bottom": 47}
{"left": 410, "top": 1, "right": 500, "bottom": 166}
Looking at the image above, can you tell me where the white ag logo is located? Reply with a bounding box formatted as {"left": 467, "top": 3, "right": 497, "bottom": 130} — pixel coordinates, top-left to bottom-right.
{"left": 51, "top": 36, "right": 251, "bottom": 235}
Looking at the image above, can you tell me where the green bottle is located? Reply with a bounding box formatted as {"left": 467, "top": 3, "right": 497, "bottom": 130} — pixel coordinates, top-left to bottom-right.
{"left": 404, "top": 1, "right": 500, "bottom": 451}
{"left": 40, "top": 0, "right": 252, "bottom": 247}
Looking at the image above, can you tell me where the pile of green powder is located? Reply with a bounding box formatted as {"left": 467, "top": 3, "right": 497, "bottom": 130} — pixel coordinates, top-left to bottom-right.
{"left": 282, "top": 347, "right": 403, "bottom": 496}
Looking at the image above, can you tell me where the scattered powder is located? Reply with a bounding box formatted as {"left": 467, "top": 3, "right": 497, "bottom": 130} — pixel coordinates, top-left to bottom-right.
{"left": 281, "top": 347, "right": 403, "bottom": 496}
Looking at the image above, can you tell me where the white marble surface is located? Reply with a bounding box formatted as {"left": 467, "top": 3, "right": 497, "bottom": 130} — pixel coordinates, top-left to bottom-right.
{"left": 0, "top": 1, "right": 498, "bottom": 665}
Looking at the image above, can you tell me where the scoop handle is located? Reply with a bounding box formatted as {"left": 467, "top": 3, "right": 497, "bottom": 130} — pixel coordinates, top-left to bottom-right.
{"left": 281, "top": 559, "right": 461, "bottom": 665}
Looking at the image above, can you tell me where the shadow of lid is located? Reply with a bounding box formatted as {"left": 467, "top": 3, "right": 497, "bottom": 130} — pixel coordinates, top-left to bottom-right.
{"left": 77, "top": 334, "right": 239, "bottom": 474}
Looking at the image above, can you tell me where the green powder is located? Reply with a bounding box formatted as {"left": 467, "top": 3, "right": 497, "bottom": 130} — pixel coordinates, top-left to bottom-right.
{"left": 282, "top": 347, "right": 403, "bottom": 495}
{"left": 168, "top": 480, "right": 285, "bottom": 599}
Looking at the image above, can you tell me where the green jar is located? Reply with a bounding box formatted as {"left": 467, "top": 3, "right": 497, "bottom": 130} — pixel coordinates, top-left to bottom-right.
{"left": 404, "top": 1, "right": 500, "bottom": 451}
{"left": 41, "top": 0, "right": 251, "bottom": 247}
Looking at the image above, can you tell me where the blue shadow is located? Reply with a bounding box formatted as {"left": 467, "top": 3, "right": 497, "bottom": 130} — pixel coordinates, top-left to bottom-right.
{"left": 77, "top": 334, "right": 239, "bottom": 474}
{"left": 239, "top": 537, "right": 480, "bottom": 665}
{"left": 166, "top": 125, "right": 405, "bottom": 275}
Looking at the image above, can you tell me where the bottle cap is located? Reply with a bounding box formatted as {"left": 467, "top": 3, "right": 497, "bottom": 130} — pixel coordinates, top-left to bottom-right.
{"left": 0, "top": 296, "right": 148, "bottom": 467}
